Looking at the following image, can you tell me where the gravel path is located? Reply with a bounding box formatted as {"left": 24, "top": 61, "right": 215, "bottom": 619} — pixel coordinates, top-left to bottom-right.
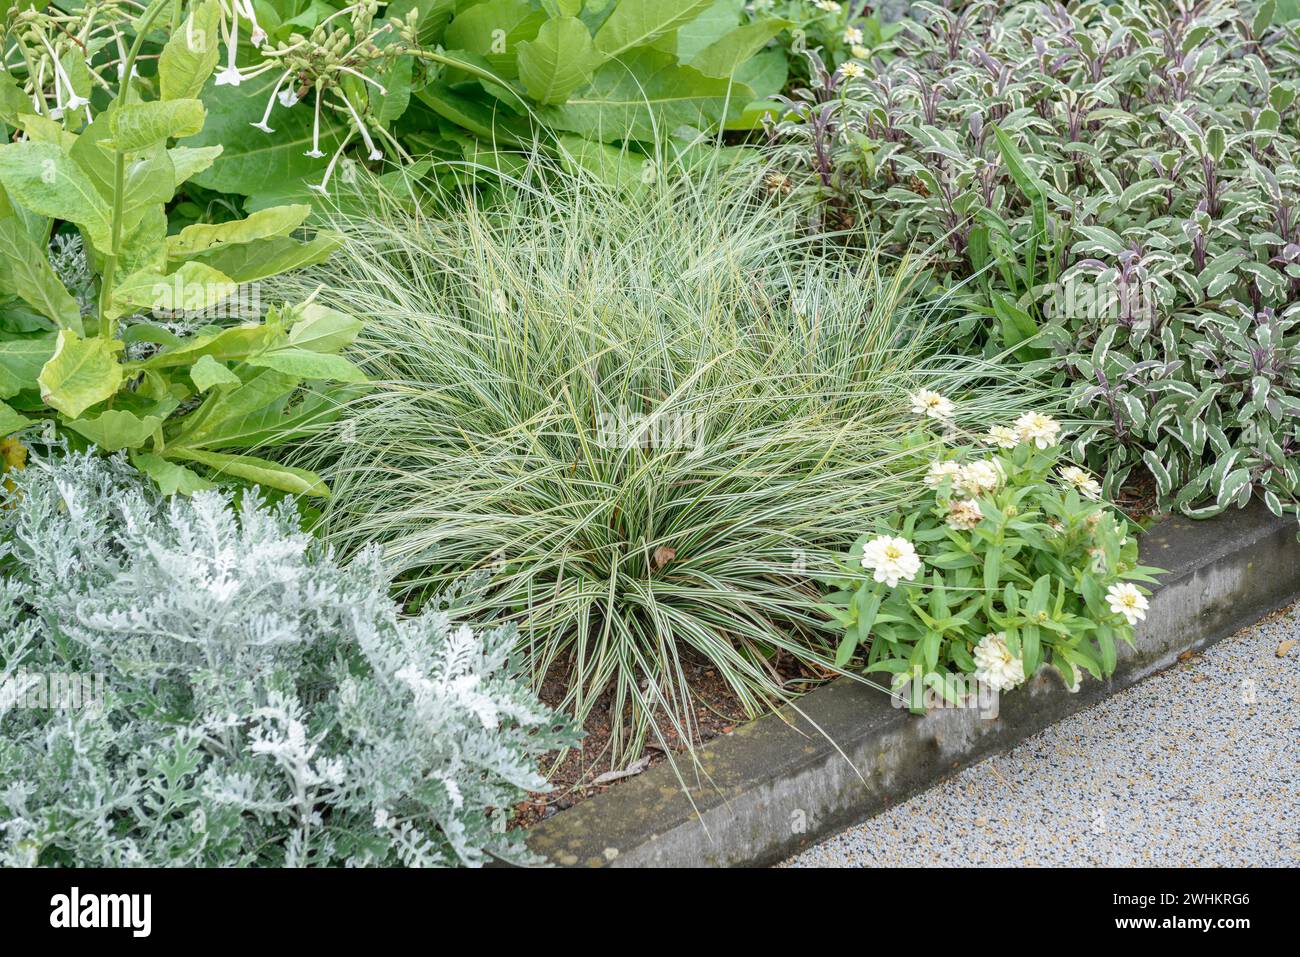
{"left": 782, "top": 605, "right": 1300, "bottom": 867}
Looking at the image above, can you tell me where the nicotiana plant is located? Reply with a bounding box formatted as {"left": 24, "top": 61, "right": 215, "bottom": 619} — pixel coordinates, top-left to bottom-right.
{"left": 0, "top": 449, "right": 576, "bottom": 867}
{"left": 822, "top": 393, "right": 1162, "bottom": 706}
{"left": 771, "top": 0, "right": 1300, "bottom": 530}
{"left": 0, "top": 0, "right": 366, "bottom": 496}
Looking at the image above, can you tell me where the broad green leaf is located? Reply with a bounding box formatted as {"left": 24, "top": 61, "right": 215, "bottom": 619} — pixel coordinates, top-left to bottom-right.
{"left": 0, "top": 399, "right": 32, "bottom": 436}
{"left": 543, "top": 49, "right": 752, "bottom": 142}
{"left": 187, "top": 231, "right": 342, "bottom": 283}
{"left": 444, "top": 0, "right": 546, "bottom": 78}
{"left": 0, "top": 142, "right": 112, "bottom": 251}
{"left": 109, "top": 99, "right": 207, "bottom": 152}
{"left": 689, "top": 17, "right": 790, "bottom": 78}
{"left": 0, "top": 334, "right": 57, "bottom": 398}
{"left": 517, "top": 17, "right": 602, "bottom": 104}
{"left": 167, "top": 204, "right": 312, "bottom": 257}
{"left": 288, "top": 304, "right": 363, "bottom": 353}
{"left": 66, "top": 409, "right": 162, "bottom": 451}
{"left": 131, "top": 451, "right": 215, "bottom": 494}
{"left": 190, "top": 354, "right": 242, "bottom": 391}
{"left": 37, "top": 329, "right": 123, "bottom": 418}
{"left": 247, "top": 347, "right": 367, "bottom": 382}
{"left": 114, "top": 261, "right": 238, "bottom": 314}
{"left": 158, "top": 0, "right": 222, "bottom": 100}
{"left": 169, "top": 447, "right": 329, "bottom": 497}
{"left": 594, "top": 0, "right": 713, "bottom": 58}
{"left": 0, "top": 215, "right": 83, "bottom": 333}
{"left": 168, "top": 145, "right": 224, "bottom": 188}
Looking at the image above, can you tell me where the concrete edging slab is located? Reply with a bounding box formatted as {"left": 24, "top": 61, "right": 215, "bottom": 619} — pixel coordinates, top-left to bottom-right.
{"left": 525, "top": 502, "right": 1300, "bottom": 868}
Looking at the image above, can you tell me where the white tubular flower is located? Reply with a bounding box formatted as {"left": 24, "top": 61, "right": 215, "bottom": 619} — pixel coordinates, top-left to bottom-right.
{"left": 973, "top": 632, "right": 1025, "bottom": 692}
{"left": 861, "top": 535, "right": 922, "bottom": 588}
{"left": 1014, "top": 411, "right": 1062, "bottom": 449}
{"left": 279, "top": 86, "right": 301, "bottom": 108}
{"left": 251, "top": 70, "right": 293, "bottom": 134}
{"left": 1059, "top": 465, "right": 1101, "bottom": 500}
{"left": 984, "top": 425, "right": 1019, "bottom": 449}
{"left": 843, "top": 26, "right": 864, "bottom": 44}
{"left": 1106, "top": 583, "right": 1149, "bottom": 626}
{"left": 214, "top": 3, "right": 243, "bottom": 86}
{"left": 945, "top": 498, "right": 983, "bottom": 531}
{"left": 304, "top": 84, "right": 324, "bottom": 157}
{"left": 236, "top": 0, "right": 267, "bottom": 46}
{"left": 924, "top": 459, "right": 962, "bottom": 489}
{"left": 838, "top": 60, "right": 865, "bottom": 79}
{"left": 910, "top": 389, "right": 954, "bottom": 421}
{"left": 307, "top": 130, "right": 354, "bottom": 195}
{"left": 339, "top": 91, "right": 382, "bottom": 161}
{"left": 956, "top": 458, "right": 1004, "bottom": 497}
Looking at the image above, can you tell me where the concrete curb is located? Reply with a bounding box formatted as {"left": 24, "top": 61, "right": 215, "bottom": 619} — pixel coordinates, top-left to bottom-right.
{"left": 525, "top": 502, "right": 1300, "bottom": 868}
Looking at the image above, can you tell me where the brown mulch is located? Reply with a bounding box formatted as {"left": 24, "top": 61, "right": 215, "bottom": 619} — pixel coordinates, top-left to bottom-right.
{"left": 512, "top": 650, "right": 820, "bottom": 829}
{"left": 1114, "top": 465, "right": 1163, "bottom": 523}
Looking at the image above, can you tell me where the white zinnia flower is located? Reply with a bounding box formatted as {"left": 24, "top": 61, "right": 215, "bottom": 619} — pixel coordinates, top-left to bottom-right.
{"left": 910, "top": 389, "right": 954, "bottom": 421}
{"left": 1106, "top": 582, "right": 1149, "bottom": 626}
{"left": 839, "top": 60, "right": 865, "bottom": 79}
{"left": 1014, "top": 411, "right": 1061, "bottom": 449}
{"left": 984, "top": 425, "right": 1019, "bottom": 449}
{"left": 973, "top": 632, "right": 1025, "bottom": 692}
{"left": 924, "top": 459, "right": 962, "bottom": 489}
{"left": 945, "top": 498, "right": 983, "bottom": 530}
{"left": 814, "top": 0, "right": 843, "bottom": 12}
{"left": 956, "top": 458, "right": 1004, "bottom": 497}
{"left": 843, "top": 26, "right": 864, "bottom": 44}
{"left": 860, "top": 535, "right": 922, "bottom": 588}
{"left": 1059, "top": 465, "right": 1101, "bottom": 500}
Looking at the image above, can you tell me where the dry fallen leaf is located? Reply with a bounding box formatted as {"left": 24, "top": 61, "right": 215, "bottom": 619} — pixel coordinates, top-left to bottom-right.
{"left": 1277, "top": 639, "right": 1296, "bottom": 658}
{"left": 651, "top": 546, "right": 677, "bottom": 571}
{"left": 589, "top": 755, "right": 652, "bottom": 787}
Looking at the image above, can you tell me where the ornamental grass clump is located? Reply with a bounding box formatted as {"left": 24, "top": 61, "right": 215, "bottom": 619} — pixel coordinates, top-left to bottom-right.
{"left": 0, "top": 449, "right": 575, "bottom": 867}
{"left": 271, "top": 155, "right": 1050, "bottom": 765}
{"left": 824, "top": 397, "right": 1162, "bottom": 705}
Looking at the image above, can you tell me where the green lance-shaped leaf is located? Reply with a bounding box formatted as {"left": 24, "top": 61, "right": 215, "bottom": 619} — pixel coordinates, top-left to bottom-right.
{"left": 66, "top": 409, "right": 163, "bottom": 451}
{"left": 0, "top": 215, "right": 84, "bottom": 333}
{"left": 247, "top": 347, "right": 367, "bottom": 383}
{"left": 0, "top": 334, "right": 57, "bottom": 399}
{"left": 287, "top": 304, "right": 364, "bottom": 354}
{"left": 113, "top": 261, "right": 239, "bottom": 314}
{"left": 186, "top": 231, "right": 342, "bottom": 284}
{"left": 168, "top": 447, "right": 330, "bottom": 497}
{"left": 594, "top": 0, "right": 714, "bottom": 58}
{"left": 0, "top": 141, "right": 113, "bottom": 251}
{"left": 190, "top": 354, "right": 242, "bottom": 391}
{"left": 130, "top": 451, "right": 215, "bottom": 495}
{"left": 166, "top": 204, "right": 312, "bottom": 257}
{"left": 517, "top": 17, "right": 602, "bottom": 105}
{"left": 38, "top": 329, "right": 124, "bottom": 419}
{"left": 0, "top": 400, "right": 33, "bottom": 437}
{"left": 159, "top": 0, "right": 222, "bottom": 100}
{"left": 109, "top": 99, "right": 207, "bottom": 152}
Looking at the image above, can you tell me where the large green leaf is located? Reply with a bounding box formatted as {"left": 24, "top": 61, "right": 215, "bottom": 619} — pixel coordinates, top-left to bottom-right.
{"left": 517, "top": 17, "right": 602, "bottom": 104}
{"left": 37, "top": 329, "right": 123, "bottom": 418}
{"left": 0, "top": 334, "right": 56, "bottom": 398}
{"left": 131, "top": 451, "right": 215, "bottom": 494}
{"left": 158, "top": 0, "right": 222, "bottom": 100}
{"left": 247, "top": 347, "right": 366, "bottom": 382}
{"left": 110, "top": 99, "right": 207, "bottom": 152}
{"left": 187, "top": 232, "right": 342, "bottom": 283}
{"left": 0, "top": 215, "right": 83, "bottom": 333}
{"left": 288, "top": 304, "right": 363, "bottom": 353}
{"left": 180, "top": 73, "right": 345, "bottom": 198}
{"left": 114, "top": 261, "right": 238, "bottom": 314}
{"left": 543, "top": 49, "right": 751, "bottom": 141}
{"left": 167, "top": 447, "right": 330, "bottom": 497}
{"left": 0, "top": 399, "right": 32, "bottom": 436}
{"left": 167, "top": 204, "right": 312, "bottom": 257}
{"left": 66, "top": 409, "right": 162, "bottom": 451}
{"left": 444, "top": 0, "right": 546, "bottom": 78}
{"left": 688, "top": 16, "right": 789, "bottom": 78}
{"left": 0, "top": 142, "right": 112, "bottom": 250}
{"left": 594, "top": 0, "right": 713, "bottom": 58}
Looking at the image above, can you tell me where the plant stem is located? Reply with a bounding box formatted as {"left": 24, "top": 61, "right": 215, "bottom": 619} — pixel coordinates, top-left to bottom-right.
{"left": 97, "top": 0, "right": 171, "bottom": 339}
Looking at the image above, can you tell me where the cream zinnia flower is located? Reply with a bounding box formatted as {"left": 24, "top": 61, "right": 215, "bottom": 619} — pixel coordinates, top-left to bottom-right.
{"left": 956, "top": 458, "right": 1004, "bottom": 497}
{"left": 814, "top": 0, "right": 843, "bottom": 12}
{"left": 1014, "top": 411, "right": 1061, "bottom": 449}
{"left": 843, "top": 26, "right": 864, "bottom": 44}
{"left": 924, "top": 459, "right": 962, "bottom": 489}
{"left": 838, "top": 60, "right": 865, "bottom": 79}
{"left": 945, "top": 499, "right": 983, "bottom": 530}
{"left": 984, "top": 425, "right": 1019, "bottom": 449}
{"left": 973, "top": 632, "right": 1025, "bottom": 692}
{"left": 1059, "top": 465, "right": 1101, "bottom": 500}
{"left": 1106, "top": 583, "right": 1149, "bottom": 626}
{"left": 861, "top": 535, "right": 922, "bottom": 588}
{"left": 910, "top": 389, "right": 954, "bottom": 421}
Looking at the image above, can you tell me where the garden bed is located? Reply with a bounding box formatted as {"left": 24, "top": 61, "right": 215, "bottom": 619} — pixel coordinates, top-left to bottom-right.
{"left": 524, "top": 502, "right": 1300, "bottom": 867}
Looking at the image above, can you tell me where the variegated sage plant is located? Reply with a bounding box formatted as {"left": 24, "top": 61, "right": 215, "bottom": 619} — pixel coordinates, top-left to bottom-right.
{"left": 773, "top": 0, "right": 1300, "bottom": 528}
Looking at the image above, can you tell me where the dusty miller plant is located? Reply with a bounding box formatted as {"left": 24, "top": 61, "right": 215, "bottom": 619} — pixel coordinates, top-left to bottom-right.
{"left": 0, "top": 449, "right": 576, "bottom": 867}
